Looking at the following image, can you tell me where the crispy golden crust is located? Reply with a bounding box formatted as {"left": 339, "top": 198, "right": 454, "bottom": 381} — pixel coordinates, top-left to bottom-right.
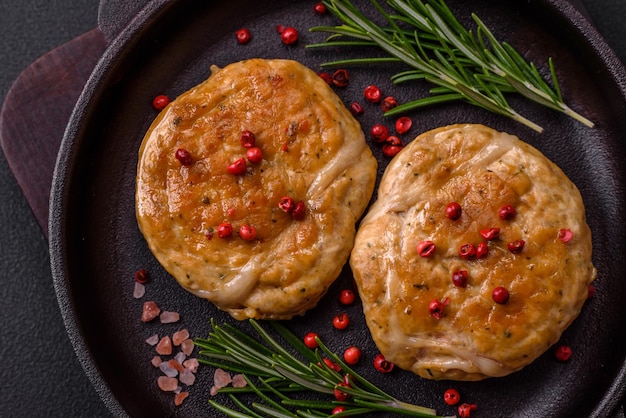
{"left": 350, "top": 124, "right": 596, "bottom": 380}
{"left": 136, "top": 59, "right": 377, "bottom": 320}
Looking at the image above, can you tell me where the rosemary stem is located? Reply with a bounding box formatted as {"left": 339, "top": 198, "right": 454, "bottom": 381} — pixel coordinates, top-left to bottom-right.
{"left": 311, "top": 0, "right": 593, "bottom": 131}
{"left": 197, "top": 320, "right": 450, "bottom": 417}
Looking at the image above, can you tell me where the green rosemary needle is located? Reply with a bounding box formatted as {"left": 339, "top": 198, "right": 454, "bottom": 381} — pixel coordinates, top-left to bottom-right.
{"left": 196, "top": 319, "right": 453, "bottom": 417}
{"left": 308, "top": 0, "right": 594, "bottom": 133}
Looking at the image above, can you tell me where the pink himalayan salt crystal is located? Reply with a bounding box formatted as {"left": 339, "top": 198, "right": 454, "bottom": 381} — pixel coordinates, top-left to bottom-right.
{"left": 168, "top": 359, "right": 184, "bottom": 373}
{"left": 151, "top": 356, "right": 162, "bottom": 367}
{"left": 181, "top": 339, "right": 194, "bottom": 356}
{"left": 232, "top": 374, "right": 247, "bottom": 388}
{"left": 157, "top": 376, "right": 178, "bottom": 392}
{"left": 179, "top": 368, "right": 196, "bottom": 386}
{"left": 174, "top": 391, "right": 189, "bottom": 406}
{"left": 183, "top": 358, "right": 199, "bottom": 373}
{"left": 174, "top": 351, "right": 186, "bottom": 364}
{"left": 210, "top": 386, "right": 219, "bottom": 396}
{"left": 156, "top": 336, "right": 173, "bottom": 355}
{"left": 172, "top": 329, "right": 190, "bottom": 346}
{"left": 145, "top": 334, "right": 159, "bottom": 346}
{"left": 133, "top": 282, "right": 145, "bottom": 299}
{"left": 214, "top": 368, "right": 232, "bottom": 388}
{"left": 160, "top": 311, "right": 180, "bottom": 324}
{"left": 141, "top": 301, "right": 160, "bottom": 322}
{"left": 159, "top": 362, "right": 178, "bottom": 378}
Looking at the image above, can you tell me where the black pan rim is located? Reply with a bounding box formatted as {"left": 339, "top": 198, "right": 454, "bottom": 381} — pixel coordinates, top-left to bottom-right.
{"left": 48, "top": 0, "right": 626, "bottom": 416}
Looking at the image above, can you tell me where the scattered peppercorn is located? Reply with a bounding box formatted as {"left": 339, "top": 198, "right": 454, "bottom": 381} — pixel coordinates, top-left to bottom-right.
{"left": 322, "top": 357, "right": 341, "bottom": 372}
{"left": 416, "top": 240, "right": 436, "bottom": 257}
{"left": 303, "top": 332, "right": 319, "bottom": 349}
{"left": 134, "top": 269, "right": 149, "bottom": 283}
{"left": 152, "top": 94, "right": 170, "bottom": 110}
{"left": 333, "top": 313, "right": 350, "bottom": 330}
{"left": 507, "top": 239, "right": 525, "bottom": 254}
{"left": 588, "top": 284, "right": 595, "bottom": 298}
{"left": 385, "top": 135, "right": 403, "bottom": 147}
{"left": 555, "top": 345, "right": 572, "bottom": 362}
{"left": 371, "top": 124, "right": 390, "bottom": 142}
{"left": 246, "top": 147, "right": 263, "bottom": 163}
{"left": 381, "top": 96, "right": 397, "bottom": 112}
{"left": 235, "top": 28, "right": 251, "bottom": 44}
{"left": 364, "top": 85, "right": 382, "bottom": 103}
{"left": 227, "top": 158, "right": 247, "bottom": 175}
{"left": 479, "top": 227, "right": 500, "bottom": 241}
{"left": 492, "top": 286, "right": 510, "bottom": 304}
{"left": 217, "top": 222, "right": 233, "bottom": 239}
{"left": 291, "top": 201, "right": 306, "bottom": 220}
{"left": 343, "top": 346, "right": 362, "bottom": 365}
{"left": 175, "top": 148, "right": 193, "bottom": 166}
{"left": 331, "top": 406, "right": 346, "bottom": 415}
{"left": 240, "top": 130, "right": 256, "bottom": 148}
{"left": 373, "top": 353, "right": 395, "bottom": 373}
{"left": 350, "top": 102, "right": 364, "bottom": 116}
{"left": 280, "top": 27, "right": 299, "bottom": 45}
{"left": 239, "top": 224, "right": 257, "bottom": 241}
{"left": 499, "top": 204, "right": 516, "bottom": 220}
{"left": 278, "top": 196, "right": 295, "bottom": 213}
{"left": 458, "top": 403, "right": 477, "bottom": 418}
{"left": 382, "top": 144, "right": 403, "bottom": 157}
{"left": 313, "top": 2, "right": 327, "bottom": 15}
{"left": 395, "top": 116, "right": 412, "bottom": 134}
{"left": 339, "top": 289, "right": 356, "bottom": 305}
{"left": 331, "top": 69, "right": 350, "bottom": 87}
{"left": 334, "top": 382, "right": 351, "bottom": 401}
{"left": 459, "top": 243, "right": 476, "bottom": 259}
{"left": 476, "top": 242, "right": 489, "bottom": 258}
{"left": 443, "top": 388, "right": 461, "bottom": 406}
{"left": 558, "top": 228, "right": 574, "bottom": 243}
{"left": 429, "top": 297, "right": 449, "bottom": 319}
{"left": 452, "top": 270, "right": 468, "bottom": 288}
{"left": 318, "top": 72, "right": 333, "bottom": 85}
{"left": 445, "top": 202, "right": 462, "bottom": 220}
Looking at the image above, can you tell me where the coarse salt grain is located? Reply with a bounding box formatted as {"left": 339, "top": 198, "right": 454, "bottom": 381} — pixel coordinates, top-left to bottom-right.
{"left": 174, "top": 351, "right": 186, "bottom": 364}
{"left": 156, "top": 336, "right": 173, "bottom": 355}
{"left": 174, "top": 391, "right": 189, "bottom": 406}
{"left": 181, "top": 339, "right": 194, "bottom": 356}
{"left": 214, "top": 368, "right": 232, "bottom": 388}
{"left": 183, "top": 358, "right": 199, "bottom": 373}
{"left": 157, "top": 376, "right": 179, "bottom": 392}
{"left": 172, "top": 329, "right": 190, "bottom": 346}
{"left": 160, "top": 362, "right": 178, "bottom": 378}
{"left": 232, "top": 374, "right": 247, "bottom": 388}
{"left": 179, "top": 368, "right": 196, "bottom": 386}
{"left": 133, "top": 282, "right": 146, "bottom": 299}
{"left": 210, "top": 386, "right": 219, "bottom": 396}
{"left": 168, "top": 359, "right": 184, "bottom": 373}
{"left": 141, "top": 301, "right": 160, "bottom": 322}
{"left": 160, "top": 311, "right": 180, "bottom": 324}
{"left": 145, "top": 334, "right": 159, "bottom": 346}
{"left": 139, "top": 297, "right": 197, "bottom": 405}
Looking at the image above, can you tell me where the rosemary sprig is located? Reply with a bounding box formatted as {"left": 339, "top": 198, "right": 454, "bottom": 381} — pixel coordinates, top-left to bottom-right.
{"left": 196, "top": 319, "right": 454, "bottom": 417}
{"left": 308, "top": 0, "right": 594, "bottom": 132}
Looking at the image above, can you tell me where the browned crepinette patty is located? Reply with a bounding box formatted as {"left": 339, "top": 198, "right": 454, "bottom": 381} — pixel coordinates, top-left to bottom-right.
{"left": 136, "top": 59, "right": 377, "bottom": 320}
{"left": 350, "top": 124, "right": 596, "bottom": 380}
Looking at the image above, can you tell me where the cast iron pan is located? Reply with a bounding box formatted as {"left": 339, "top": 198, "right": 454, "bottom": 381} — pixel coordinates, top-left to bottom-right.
{"left": 49, "top": 0, "right": 626, "bottom": 416}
